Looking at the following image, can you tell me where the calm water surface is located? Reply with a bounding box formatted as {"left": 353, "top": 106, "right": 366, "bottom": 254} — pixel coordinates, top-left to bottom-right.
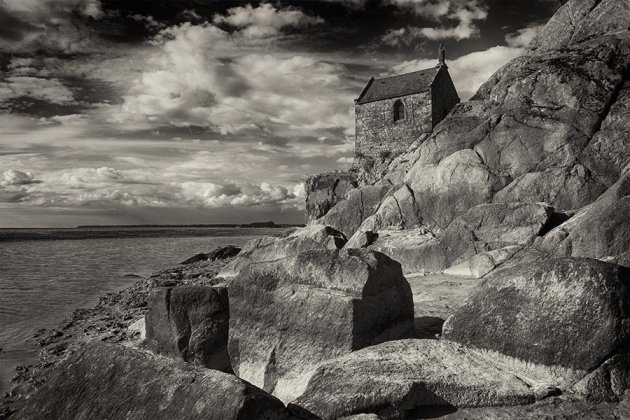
{"left": 0, "top": 228, "right": 283, "bottom": 393}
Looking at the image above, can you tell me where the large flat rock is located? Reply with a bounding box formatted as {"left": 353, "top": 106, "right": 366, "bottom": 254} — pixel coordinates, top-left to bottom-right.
{"left": 443, "top": 257, "right": 630, "bottom": 392}
{"left": 289, "top": 339, "right": 546, "bottom": 420}
{"left": 228, "top": 248, "right": 414, "bottom": 403}
{"left": 407, "top": 273, "right": 482, "bottom": 322}
{"left": 366, "top": 227, "right": 447, "bottom": 275}
{"left": 219, "top": 224, "right": 346, "bottom": 279}
{"left": 12, "top": 342, "right": 289, "bottom": 420}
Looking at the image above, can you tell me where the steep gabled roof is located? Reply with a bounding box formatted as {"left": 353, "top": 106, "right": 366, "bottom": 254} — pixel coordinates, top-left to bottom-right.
{"left": 355, "top": 66, "right": 441, "bottom": 105}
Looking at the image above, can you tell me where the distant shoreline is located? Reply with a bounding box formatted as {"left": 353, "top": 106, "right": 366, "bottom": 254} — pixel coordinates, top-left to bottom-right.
{"left": 0, "top": 224, "right": 303, "bottom": 242}
{"left": 0, "top": 221, "right": 305, "bottom": 230}
{"left": 75, "top": 222, "right": 304, "bottom": 229}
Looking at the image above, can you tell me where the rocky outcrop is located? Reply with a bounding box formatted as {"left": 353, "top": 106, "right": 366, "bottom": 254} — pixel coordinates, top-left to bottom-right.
{"left": 228, "top": 248, "right": 414, "bottom": 403}
{"left": 305, "top": 171, "right": 358, "bottom": 220}
{"left": 405, "top": 149, "right": 504, "bottom": 229}
{"left": 144, "top": 286, "right": 231, "bottom": 372}
{"left": 219, "top": 224, "right": 346, "bottom": 279}
{"left": 366, "top": 227, "right": 446, "bottom": 275}
{"left": 12, "top": 342, "right": 289, "bottom": 420}
{"left": 573, "top": 353, "right": 630, "bottom": 402}
{"left": 317, "top": 2, "right": 629, "bottom": 243}
{"left": 289, "top": 339, "right": 547, "bottom": 419}
{"left": 443, "top": 257, "right": 630, "bottom": 393}
{"left": 443, "top": 245, "right": 523, "bottom": 278}
{"left": 318, "top": 181, "right": 394, "bottom": 238}
{"left": 581, "top": 81, "right": 630, "bottom": 187}
{"left": 540, "top": 168, "right": 630, "bottom": 266}
{"left": 180, "top": 245, "right": 241, "bottom": 265}
{"left": 531, "top": 0, "right": 630, "bottom": 52}
{"left": 440, "top": 202, "right": 553, "bottom": 266}
{"left": 309, "top": 4, "right": 630, "bottom": 282}
{"left": 345, "top": 230, "right": 379, "bottom": 249}
{"left": 348, "top": 202, "right": 553, "bottom": 275}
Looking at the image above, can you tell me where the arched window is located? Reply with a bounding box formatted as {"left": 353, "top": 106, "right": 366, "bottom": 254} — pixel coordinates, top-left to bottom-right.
{"left": 393, "top": 99, "right": 405, "bottom": 122}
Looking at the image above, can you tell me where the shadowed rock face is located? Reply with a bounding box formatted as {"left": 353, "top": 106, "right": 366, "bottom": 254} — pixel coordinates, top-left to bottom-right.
{"left": 12, "top": 342, "right": 289, "bottom": 420}
{"left": 581, "top": 81, "right": 630, "bottom": 187}
{"left": 349, "top": 201, "right": 554, "bottom": 275}
{"left": 443, "top": 258, "right": 630, "bottom": 389}
{"left": 541, "top": 168, "right": 630, "bottom": 266}
{"left": 144, "top": 285, "right": 231, "bottom": 372}
{"left": 227, "top": 248, "right": 414, "bottom": 403}
{"left": 318, "top": 181, "right": 394, "bottom": 238}
{"left": 440, "top": 202, "right": 553, "bottom": 266}
{"left": 573, "top": 353, "right": 630, "bottom": 402}
{"left": 180, "top": 245, "right": 241, "bottom": 265}
{"left": 305, "top": 172, "right": 358, "bottom": 220}
{"left": 289, "top": 339, "right": 547, "bottom": 420}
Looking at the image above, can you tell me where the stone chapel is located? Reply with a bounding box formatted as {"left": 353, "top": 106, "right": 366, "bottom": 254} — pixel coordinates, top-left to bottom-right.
{"left": 353, "top": 48, "right": 459, "bottom": 166}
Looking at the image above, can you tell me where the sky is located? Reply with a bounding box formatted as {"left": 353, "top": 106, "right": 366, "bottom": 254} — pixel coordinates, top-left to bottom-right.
{"left": 0, "top": 0, "right": 558, "bottom": 227}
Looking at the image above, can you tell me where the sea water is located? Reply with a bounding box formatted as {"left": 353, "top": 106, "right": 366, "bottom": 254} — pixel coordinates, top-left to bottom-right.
{"left": 0, "top": 227, "right": 283, "bottom": 393}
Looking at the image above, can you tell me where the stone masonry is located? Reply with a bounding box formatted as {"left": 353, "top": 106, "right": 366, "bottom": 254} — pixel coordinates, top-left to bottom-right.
{"left": 354, "top": 64, "right": 459, "bottom": 167}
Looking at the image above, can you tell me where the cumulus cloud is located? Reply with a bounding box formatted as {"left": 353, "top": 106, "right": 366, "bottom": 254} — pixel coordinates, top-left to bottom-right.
{"left": 1, "top": 0, "right": 103, "bottom": 19}
{"left": 505, "top": 25, "right": 544, "bottom": 48}
{"left": 129, "top": 14, "right": 165, "bottom": 31}
{"left": 382, "top": 0, "right": 488, "bottom": 43}
{"left": 58, "top": 167, "right": 123, "bottom": 189}
{"left": 1, "top": 169, "right": 38, "bottom": 186}
{"left": 1, "top": 163, "right": 303, "bottom": 211}
{"left": 178, "top": 181, "right": 298, "bottom": 208}
{"left": 0, "top": 169, "right": 40, "bottom": 204}
{"left": 0, "top": 0, "right": 104, "bottom": 53}
{"left": 392, "top": 45, "right": 526, "bottom": 99}
{"left": 0, "top": 77, "right": 76, "bottom": 106}
{"left": 213, "top": 3, "right": 323, "bottom": 38}
{"left": 116, "top": 19, "right": 355, "bottom": 139}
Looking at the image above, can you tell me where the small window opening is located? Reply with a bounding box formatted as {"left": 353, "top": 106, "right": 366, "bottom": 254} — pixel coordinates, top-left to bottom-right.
{"left": 393, "top": 100, "right": 405, "bottom": 122}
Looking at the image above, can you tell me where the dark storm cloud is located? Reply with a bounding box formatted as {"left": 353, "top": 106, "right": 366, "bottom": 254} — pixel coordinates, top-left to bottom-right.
{"left": 0, "top": 8, "right": 39, "bottom": 42}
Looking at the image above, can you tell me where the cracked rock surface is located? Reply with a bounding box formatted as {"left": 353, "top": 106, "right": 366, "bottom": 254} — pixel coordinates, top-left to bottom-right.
{"left": 228, "top": 248, "right": 415, "bottom": 403}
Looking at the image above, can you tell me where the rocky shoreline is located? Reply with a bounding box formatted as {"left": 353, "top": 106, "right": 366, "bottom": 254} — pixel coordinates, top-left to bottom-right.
{"left": 3, "top": 241, "right": 630, "bottom": 419}
{"left": 3, "top": 0, "right": 630, "bottom": 417}
{"left": 0, "top": 254, "right": 232, "bottom": 419}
